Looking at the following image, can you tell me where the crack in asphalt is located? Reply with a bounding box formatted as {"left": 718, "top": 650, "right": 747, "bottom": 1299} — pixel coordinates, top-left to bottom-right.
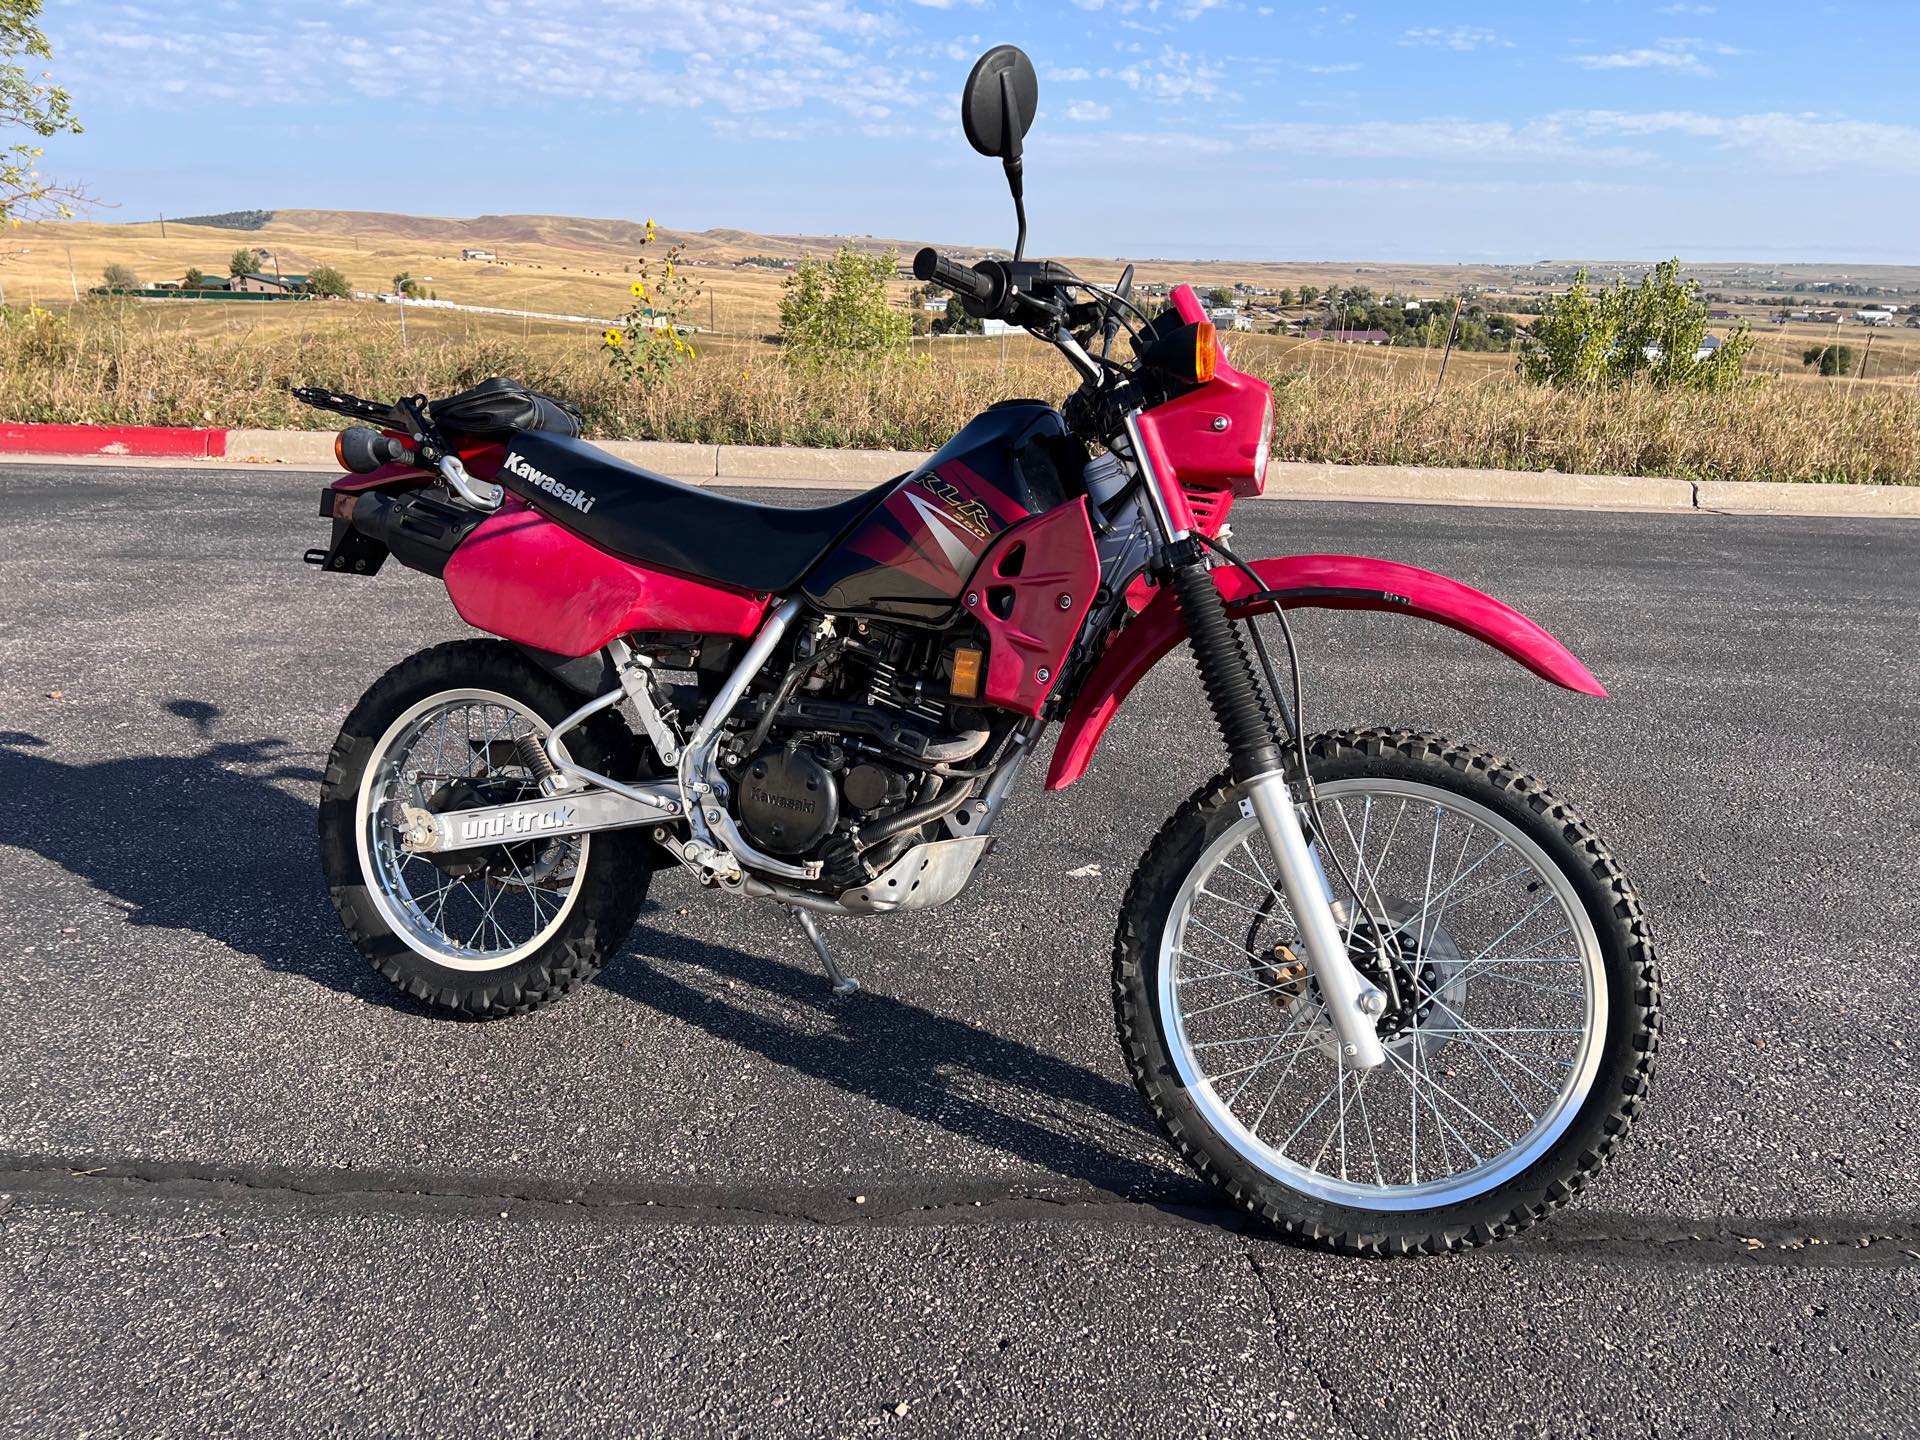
{"left": 2, "top": 1154, "right": 1916, "bottom": 1268}
{"left": 1243, "top": 1240, "right": 1360, "bottom": 1434}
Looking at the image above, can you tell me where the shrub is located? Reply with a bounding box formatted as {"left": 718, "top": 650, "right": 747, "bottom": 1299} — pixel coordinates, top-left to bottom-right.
{"left": 778, "top": 245, "right": 909, "bottom": 366}
{"left": 1520, "top": 259, "right": 1753, "bottom": 391}
{"left": 101, "top": 262, "right": 139, "bottom": 290}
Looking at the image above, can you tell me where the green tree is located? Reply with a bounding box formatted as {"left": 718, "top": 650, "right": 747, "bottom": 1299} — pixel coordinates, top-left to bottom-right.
{"left": 0, "top": 1, "right": 80, "bottom": 226}
{"left": 1297, "top": 284, "right": 1319, "bottom": 307}
{"left": 229, "top": 248, "right": 262, "bottom": 277}
{"left": 905, "top": 284, "right": 933, "bottom": 336}
{"left": 391, "top": 271, "right": 421, "bottom": 297}
{"left": 1205, "top": 286, "right": 1235, "bottom": 307}
{"left": 1801, "top": 343, "right": 1857, "bottom": 377}
{"left": 777, "top": 245, "right": 910, "bottom": 365}
{"left": 182, "top": 266, "right": 206, "bottom": 289}
{"left": 1276, "top": 286, "right": 1295, "bottom": 306}
{"left": 933, "top": 295, "right": 984, "bottom": 335}
{"left": 304, "top": 263, "right": 350, "bottom": 298}
{"left": 1519, "top": 259, "right": 1752, "bottom": 391}
{"left": 100, "top": 261, "right": 138, "bottom": 289}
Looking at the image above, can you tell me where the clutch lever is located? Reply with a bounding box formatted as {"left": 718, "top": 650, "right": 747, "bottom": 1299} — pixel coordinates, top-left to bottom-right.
{"left": 1100, "top": 263, "right": 1135, "bottom": 358}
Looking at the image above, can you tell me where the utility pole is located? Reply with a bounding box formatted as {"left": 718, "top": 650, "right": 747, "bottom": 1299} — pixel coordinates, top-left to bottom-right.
{"left": 1429, "top": 295, "right": 1464, "bottom": 403}
{"left": 158, "top": 212, "right": 168, "bottom": 239}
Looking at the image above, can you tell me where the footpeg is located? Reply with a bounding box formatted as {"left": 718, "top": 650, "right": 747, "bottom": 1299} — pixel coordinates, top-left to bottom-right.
{"left": 789, "top": 907, "right": 859, "bottom": 996}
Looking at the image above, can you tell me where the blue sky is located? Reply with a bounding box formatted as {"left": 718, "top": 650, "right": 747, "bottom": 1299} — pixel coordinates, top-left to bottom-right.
{"left": 39, "top": 0, "right": 1920, "bottom": 262}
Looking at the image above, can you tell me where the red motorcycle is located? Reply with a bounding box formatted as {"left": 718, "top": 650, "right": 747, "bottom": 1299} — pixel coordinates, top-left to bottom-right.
{"left": 304, "top": 47, "right": 1658, "bottom": 1255}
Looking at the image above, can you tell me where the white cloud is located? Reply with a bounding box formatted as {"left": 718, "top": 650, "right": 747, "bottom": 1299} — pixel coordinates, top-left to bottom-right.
{"left": 1302, "top": 62, "right": 1361, "bottom": 74}
{"left": 1571, "top": 36, "right": 1740, "bottom": 76}
{"left": 1563, "top": 109, "right": 1920, "bottom": 174}
{"left": 1045, "top": 66, "right": 1093, "bottom": 81}
{"left": 1099, "top": 47, "right": 1226, "bottom": 100}
{"left": 1659, "top": 2, "right": 1716, "bottom": 12}
{"left": 1057, "top": 105, "right": 1920, "bottom": 181}
{"left": 1066, "top": 100, "right": 1113, "bottom": 121}
{"left": 1399, "top": 26, "right": 1512, "bottom": 52}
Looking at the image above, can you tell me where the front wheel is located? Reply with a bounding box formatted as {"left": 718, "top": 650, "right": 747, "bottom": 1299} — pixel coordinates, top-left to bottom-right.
{"left": 1113, "top": 728, "right": 1659, "bottom": 1255}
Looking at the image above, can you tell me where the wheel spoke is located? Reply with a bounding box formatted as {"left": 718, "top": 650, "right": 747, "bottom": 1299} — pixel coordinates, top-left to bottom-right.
{"left": 363, "top": 695, "right": 585, "bottom": 966}
{"left": 1157, "top": 766, "right": 1609, "bottom": 1207}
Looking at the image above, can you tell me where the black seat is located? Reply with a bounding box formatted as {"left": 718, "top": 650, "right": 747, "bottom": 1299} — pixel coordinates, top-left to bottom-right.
{"left": 497, "top": 431, "right": 896, "bottom": 594}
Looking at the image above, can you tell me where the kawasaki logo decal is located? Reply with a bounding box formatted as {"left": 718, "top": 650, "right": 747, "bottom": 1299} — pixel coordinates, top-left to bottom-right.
{"left": 505, "top": 453, "right": 597, "bottom": 514}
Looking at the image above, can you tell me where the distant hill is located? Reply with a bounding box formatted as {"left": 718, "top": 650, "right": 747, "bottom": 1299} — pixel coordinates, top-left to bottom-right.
{"left": 153, "top": 208, "right": 932, "bottom": 263}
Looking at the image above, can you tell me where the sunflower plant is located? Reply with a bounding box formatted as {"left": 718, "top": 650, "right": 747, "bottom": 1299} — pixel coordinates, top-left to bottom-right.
{"left": 603, "top": 218, "right": 701, "bottom": 383}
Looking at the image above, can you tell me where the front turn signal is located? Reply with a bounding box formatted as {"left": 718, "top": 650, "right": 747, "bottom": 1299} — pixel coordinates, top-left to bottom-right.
{"left": 1141, "top": 320, "right": 1218, "bottom": 385}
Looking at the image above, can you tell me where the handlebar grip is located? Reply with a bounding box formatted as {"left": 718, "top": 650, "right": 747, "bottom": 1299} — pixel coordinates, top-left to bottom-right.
{"left": 913, "top": 246, "right": 994, "bottom": 303}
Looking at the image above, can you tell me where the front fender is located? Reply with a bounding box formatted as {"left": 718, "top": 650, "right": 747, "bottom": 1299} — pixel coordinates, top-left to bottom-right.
{"left": 1044, "top": 553, "right": 1606, "bottom": 790}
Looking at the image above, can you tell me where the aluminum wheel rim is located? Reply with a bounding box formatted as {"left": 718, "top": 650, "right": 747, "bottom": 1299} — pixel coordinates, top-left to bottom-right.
{"left": 355, "top": 688, "right": 589, "bottom": 973}
{"left": 1157, "top": 777, "right": 1606, "bottom": 1211}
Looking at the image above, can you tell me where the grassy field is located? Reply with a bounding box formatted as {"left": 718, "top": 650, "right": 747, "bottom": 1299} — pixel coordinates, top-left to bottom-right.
{"left": 6, "top": 295, "right": 1915, "bottom": 485}
{"left": 4, "top": 211, "right": 1917, "bottom": 484}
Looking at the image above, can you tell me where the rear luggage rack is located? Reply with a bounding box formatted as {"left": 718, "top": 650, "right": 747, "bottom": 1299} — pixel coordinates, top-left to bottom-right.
{"left": 293, "top": 386, "right": 402, "bottom": 426}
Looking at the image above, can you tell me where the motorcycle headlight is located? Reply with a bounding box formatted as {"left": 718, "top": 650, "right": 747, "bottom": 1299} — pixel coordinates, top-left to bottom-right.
{"left": 1252, "top": 392, "right": 1274, "bottom": 491}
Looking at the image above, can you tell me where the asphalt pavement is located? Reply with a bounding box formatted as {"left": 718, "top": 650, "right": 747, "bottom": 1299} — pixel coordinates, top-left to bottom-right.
{"left": 1, "top": 462, "right": 1916, "bottom": 1437}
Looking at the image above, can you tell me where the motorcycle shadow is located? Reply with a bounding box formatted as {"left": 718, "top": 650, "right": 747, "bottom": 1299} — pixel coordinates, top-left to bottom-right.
{"left": 604, "top": 921, "right": 1204, "bottom": 1206}
{"left": 0, "top": 705, "right": 1202, "bottom": 1206}
{"left": 0, "top": 703, "right": 398, "bottom": 1005}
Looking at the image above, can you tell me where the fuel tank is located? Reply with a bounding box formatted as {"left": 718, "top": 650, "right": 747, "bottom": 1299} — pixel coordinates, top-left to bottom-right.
{"left": 802, "top": 400, "right": 1082, "bottom": 623}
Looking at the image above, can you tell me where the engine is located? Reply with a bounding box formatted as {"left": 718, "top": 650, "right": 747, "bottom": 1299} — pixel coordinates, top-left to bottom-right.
{"left": 715, "top": 617, "right": 1004, "bottom": 888}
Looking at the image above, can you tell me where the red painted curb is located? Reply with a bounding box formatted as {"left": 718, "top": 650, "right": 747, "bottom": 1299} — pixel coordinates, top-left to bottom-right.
{"left": 0, "top": 422, "right": 229, "bottom": 458}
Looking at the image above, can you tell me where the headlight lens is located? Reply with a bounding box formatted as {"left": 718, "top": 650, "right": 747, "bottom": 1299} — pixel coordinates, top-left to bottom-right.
{"left": 1252, "top": 392, "right": 1274, "bottom": 490}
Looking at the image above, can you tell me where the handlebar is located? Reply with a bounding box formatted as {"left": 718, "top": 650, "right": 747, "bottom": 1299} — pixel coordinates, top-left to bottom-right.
{"left": 913, "top": 246, "right": 1084, "bottom": 329}
{"left": 913, "top": 246, "right": 996, "bottom": 305}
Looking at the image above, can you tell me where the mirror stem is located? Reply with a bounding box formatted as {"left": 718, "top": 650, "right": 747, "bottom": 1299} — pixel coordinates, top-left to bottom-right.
{"left": 1005, "top": 157, "right": 1027, "bottom": 261}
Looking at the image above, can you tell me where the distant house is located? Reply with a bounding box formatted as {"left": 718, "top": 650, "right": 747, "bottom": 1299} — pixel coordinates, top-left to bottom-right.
{"left": 182, "top": 273, "right": 233, "bottom": 290}
{"left": 1857, "top": 308, "right": 1896, "bottom": 327}
{"left": 1206, "top": 304, "right": 1250, "bottom": 332}
{"left": 1643, "top": 334, "right": 1725, "bottom": 365}
{"left": 461, "top": 248, "right": 496, "bottom": 261}
{"left": 1307, "top": 328, "right": 1390, "bottom": 345}
{"left": 231, "top": 272, "right": 308, "bottom": 295}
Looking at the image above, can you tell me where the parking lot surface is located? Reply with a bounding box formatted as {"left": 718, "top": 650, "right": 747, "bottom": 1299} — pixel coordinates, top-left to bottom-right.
{"left": 1, "top": 463, "right": 1916, "bottom": 1436}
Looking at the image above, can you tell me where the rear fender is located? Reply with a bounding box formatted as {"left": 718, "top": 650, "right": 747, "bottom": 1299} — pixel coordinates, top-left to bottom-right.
{"left": 1044, "top": 553, "right": 1606, "bottom": 790}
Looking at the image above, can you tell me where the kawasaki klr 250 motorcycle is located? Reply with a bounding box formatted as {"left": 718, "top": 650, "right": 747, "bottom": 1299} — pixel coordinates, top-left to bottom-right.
{"left": 302, "top": 47, "right": 1657, "bottom": 1255}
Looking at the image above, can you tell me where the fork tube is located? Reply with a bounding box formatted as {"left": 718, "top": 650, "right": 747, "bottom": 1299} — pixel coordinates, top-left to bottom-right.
{"left": 1164, "top": 552, "right": 1386, "bottom": 1071}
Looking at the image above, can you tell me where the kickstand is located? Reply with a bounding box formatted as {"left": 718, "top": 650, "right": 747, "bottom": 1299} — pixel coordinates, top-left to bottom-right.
{"left": 787, "top": 906, "right": 859, "bottom": 996}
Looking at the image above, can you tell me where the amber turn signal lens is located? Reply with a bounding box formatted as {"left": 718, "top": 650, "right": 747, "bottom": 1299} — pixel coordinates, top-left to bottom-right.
{"left": 333, "top": 430, "right": 349, "bottom": 470}
{"left": 1193, "top": 322, "right": 1218, "bottom": 383}
{"left": 950, "top": 645, "right": 983, "bottom": 699}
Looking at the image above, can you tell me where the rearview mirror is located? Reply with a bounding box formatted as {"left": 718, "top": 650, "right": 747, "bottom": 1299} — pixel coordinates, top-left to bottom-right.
{"left": 961, "top": 46, "right": 1038, "bottom": 162}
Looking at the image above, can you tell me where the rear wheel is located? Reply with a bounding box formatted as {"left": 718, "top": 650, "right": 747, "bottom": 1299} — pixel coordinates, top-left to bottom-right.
{"left": 319, "top": 641, "right": 653, "bottom": 1018}
{"left": 1113, "top": 728, "right": 1659, "bottom": 1255}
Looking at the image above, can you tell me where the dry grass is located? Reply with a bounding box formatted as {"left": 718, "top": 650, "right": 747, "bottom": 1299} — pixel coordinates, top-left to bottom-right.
{"left": 4, "top": 299, "right": 1916, "bottom": 484}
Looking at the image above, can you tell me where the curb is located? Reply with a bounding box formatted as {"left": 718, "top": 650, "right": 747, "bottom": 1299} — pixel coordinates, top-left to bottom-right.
{"left": 0, "top": 422, "right": 228, "bottom": 459}
{"left": 2, "top": 423, "right": 1916, "bottom": 518}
